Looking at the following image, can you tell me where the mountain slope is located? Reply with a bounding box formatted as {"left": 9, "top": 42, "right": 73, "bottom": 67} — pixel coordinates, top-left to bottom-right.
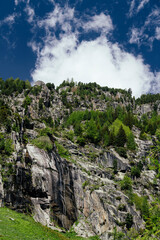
{"left": 0, "top": 78, "right": 160, "bottom": 240}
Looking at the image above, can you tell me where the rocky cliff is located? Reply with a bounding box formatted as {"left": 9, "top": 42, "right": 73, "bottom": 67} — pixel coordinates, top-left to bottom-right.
{"left": 0, "top": 79, "right": 160, "bottom": 239}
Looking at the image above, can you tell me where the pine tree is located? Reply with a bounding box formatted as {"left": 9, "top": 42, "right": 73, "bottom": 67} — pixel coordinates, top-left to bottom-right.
{"left": 116, "top": 125, "right": 127, "bottom": 147}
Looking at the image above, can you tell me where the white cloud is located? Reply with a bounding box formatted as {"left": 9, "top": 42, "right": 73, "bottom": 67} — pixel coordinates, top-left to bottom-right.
{"left": 25, "top": 4, "right": 35, "bottom": 23}
{"left": 145, "top": 8, "right": 160, "bottom": 26}
{"left": 129, "top": 0, "right": 136, "bottom": 17}
{"left": 129, "top": 7, "right": 160, "bottom": 48}
{"left": 14, "top": 0, "right": 18, "bottom": 5}
{"left": 28, "top": 4, "right": 160, "bottom": 98}
{"left": 83, "top": 13, "right": 113, "bottom": 34}
{"left": 38, "top": 5, "right": 74, "bottom": 31}
{"left": 0, "top": 13, "right": 18, "bottom": 26}
{"left": 155, "top": 27, "right": 160, "bottom": 40}
{"left": 14, "top": 0, "right": 30, "bottom": 6}
{"left": 137, "top": 0, "right": 150, "bottom": 13}
{"left": 129, "top": 27, "right": 142, "bottom": 45}
{"left": 129, "top": 0, "right": 150, "bottom": 17}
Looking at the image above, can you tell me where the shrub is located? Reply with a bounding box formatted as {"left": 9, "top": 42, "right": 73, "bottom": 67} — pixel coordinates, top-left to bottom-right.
{"left": 55, "top": 142, "right": 70, "bottom": 158}
{"left": 125, "top": 213, "right": 133, "bottom": 229}
{"left": 82, "top": 180, "right": 89, "bottom": 189}
{"left": 131, "top": 166, "right": 141, "bottom": 178}
{"left": 32, "top": 136, "right": 53, "bottom": 152}
{"left": 120, "top": 175, "right": 132, "bottom": 191}
{"left": 116, "top": 147, "right": 127, "bottom": 158}
{"left": 77, "top": 136, "right": 86, "bottom": 146}
{"left": 118, "top": 204, "right": 126, "bottom": 212}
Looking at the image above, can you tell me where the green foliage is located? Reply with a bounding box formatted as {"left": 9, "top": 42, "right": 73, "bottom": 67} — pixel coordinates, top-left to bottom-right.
{"left": 155, "top": 129, "right": 160, "bottom": 141}
{"left": 113, "top": 158, "right": 118, "bottom": 174}
{"left": 125, "top": 213, "right": 133, "bottom": 229}
{"left": 55, "top": 141, "right": 70, "bottom": 158}
{"left": 82, "top": 180, "right": 90, "bottom": 189}
{"left": 120, "top": 175, "right": 132, "bottom": 191}
{"left": 30, "top": 85, "right": 42, "bottom": 96}
{"left": 65, "top": 109, "right": 136, "bottom": 149}
{"left": 23, "top": 95, "right": 32, "bottom": 111}
{"left": 86, "top": 119, "right": 100, "bottom": 144}
{"left": 42, "top": 116, "right": 54, "bottom": 128}
{"left": 132, "top": 194, "right": 150, "bottom": 219}
{"left": 0, "top": 105, "right": 11, "bottom": 126}
{"left": 77, "top": 136, "right": 86, "bottom": 146}
{"left": 46, "top": 82, "right": 55, "bottom": 91}
{"left": 0, "top": 78, "right": 31, "bottom": 95}
{"left": 65, "top": 130, "right": 74, "bottom": 142}
{"left": 24, "top": 116, "right": 33, "bottom": 129}
{"left": 116, "top": 125, "right": 127, "bottom": 147}
{"left": 39, "top": 127, "right": 54, "bottom": 136}
{"left": 127, "top": 133, "right": 136, "bottom": 150}
{"left": 0, "top": 133, "right": 13, "bottom": 156}
{"left": 131, "top": 166, "right": 141, "bottom": 178}
{"left": 136, "top": 93, "right": 160, "bottom": 105}
{"left": 110, "top": 119, "right": 131, "bottom": 137}
{"left": 112, "top": 227, "right": 125, "bottom": 240}
{"left": 115, "top": 147, "right": 127, "bottom": 158}
{"left": 39, "top": 98, "right": 44, "bottom": 110}
{"left": 32, "top": 136, "right": 53, "bottom": 152}
{"left": 118, "top": 204, "right": 126, "bottom": 211}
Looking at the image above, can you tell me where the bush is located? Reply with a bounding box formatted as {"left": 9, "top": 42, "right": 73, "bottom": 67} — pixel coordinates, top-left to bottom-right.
{"left": 131, "top": 166, "right": 141, "bottom": 178}
{"left": 116, "top": 147, "right": 127, "bottom": 158}
{"left": 32, "top": 136, "right": 53, "bottom": 152}
{"left": 120, "top": 175, "right": 132, "bottom": 191}
{"left": 55, "top": 142, "right": 70, "bottom": 158}
{"left": 0, "top": 134, "right": 13, "bottom": 156}
{"left": 125, "top": 213, "right": 133, "bottom": 229}
{"left": 77, "top": 136, "right": 86, "bottom": 146}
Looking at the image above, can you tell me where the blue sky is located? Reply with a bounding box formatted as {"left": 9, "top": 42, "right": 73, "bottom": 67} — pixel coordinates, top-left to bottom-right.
{"left": 0, "top": 0, "right": 160, "bottom": 97}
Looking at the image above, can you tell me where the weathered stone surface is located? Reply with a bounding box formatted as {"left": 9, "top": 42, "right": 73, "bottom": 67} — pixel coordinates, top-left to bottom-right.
{"left": 98, "top": 148, "right": 130, "bottom": 171}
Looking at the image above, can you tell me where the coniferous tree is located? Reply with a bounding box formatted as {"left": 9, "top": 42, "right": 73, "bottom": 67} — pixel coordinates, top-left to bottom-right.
{"left": 116, "top": 125, "right": 127, "bottom": 147}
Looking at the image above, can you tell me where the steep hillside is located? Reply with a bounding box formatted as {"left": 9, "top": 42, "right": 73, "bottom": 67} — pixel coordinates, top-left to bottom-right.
{"left": 0, "top": 78, "right": 160, "bottom": 240}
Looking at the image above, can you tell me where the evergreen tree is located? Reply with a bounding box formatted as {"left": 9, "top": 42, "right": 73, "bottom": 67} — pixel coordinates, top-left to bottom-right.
{"left": 116, "top": 125, "right": 127, "bottom": 147}
{"left": 127, "top": 133, "right": 136, "bottom": 150}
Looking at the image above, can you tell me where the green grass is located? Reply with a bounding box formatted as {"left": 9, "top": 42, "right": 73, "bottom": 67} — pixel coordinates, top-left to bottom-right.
{"left": 0, "top": 208, "right": 99, "bottom": 240}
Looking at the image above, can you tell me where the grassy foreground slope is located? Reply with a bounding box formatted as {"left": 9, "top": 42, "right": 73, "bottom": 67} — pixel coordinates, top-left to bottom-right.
{"left": 0, "top": 208, "right": 99, "bottom": 240}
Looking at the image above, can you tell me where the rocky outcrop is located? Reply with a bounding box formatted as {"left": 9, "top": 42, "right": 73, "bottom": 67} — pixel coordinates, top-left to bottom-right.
{"left": 1, "top": 144, "right": 77, "bottom": 230}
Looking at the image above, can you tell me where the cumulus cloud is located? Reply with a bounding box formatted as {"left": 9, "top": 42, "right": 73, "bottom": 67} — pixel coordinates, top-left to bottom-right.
{"left": 26, "top": 4, "right": 160, "bottom": 98}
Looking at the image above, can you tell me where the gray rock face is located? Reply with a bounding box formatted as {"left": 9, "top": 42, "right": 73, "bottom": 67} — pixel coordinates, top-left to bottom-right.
{"left": 0, "top": 140, "right": 145, "bottom": 238}
{"left": 98, "top": 149, "right": 130, "bottom": 171}
{"left": 135, "top": 103, "right": 152, "bottom": 115}
{"left": 1, "top": 144, "right": 77, "bottom": 230}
